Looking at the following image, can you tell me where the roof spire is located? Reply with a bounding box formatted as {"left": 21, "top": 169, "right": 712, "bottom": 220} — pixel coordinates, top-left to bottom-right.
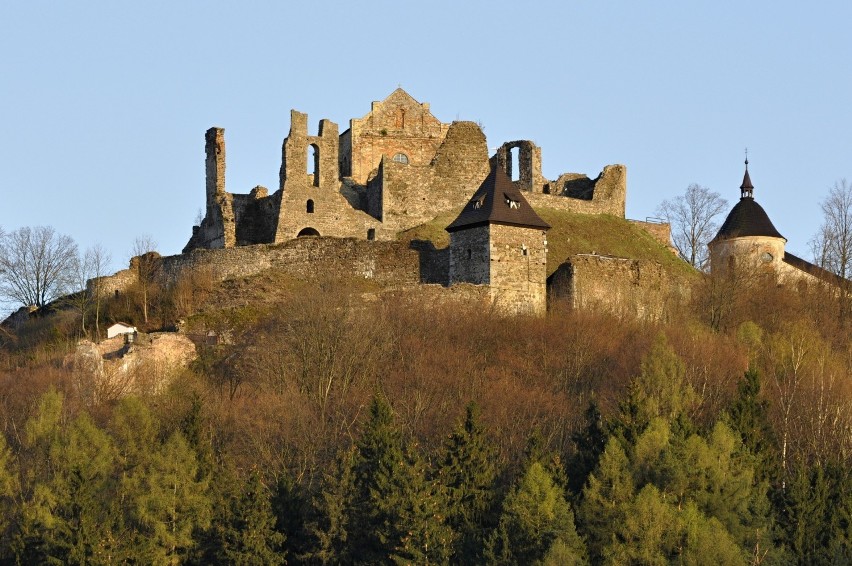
{"left": 740, "top": 148, "right": 754, "bottom": 199}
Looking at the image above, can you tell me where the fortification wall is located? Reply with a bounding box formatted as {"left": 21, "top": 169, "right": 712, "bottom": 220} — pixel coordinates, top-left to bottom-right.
{"left": 528, "top": 164, "right": 627, "bottom": 217}
{"left": 161, "top": 238, "right": 420, "bottom": 287}
{"left": 549, "top": 254, "right": 682, "bottom": 321}
{"left": 629, "top": 220, "right": 675, "bottom": 252}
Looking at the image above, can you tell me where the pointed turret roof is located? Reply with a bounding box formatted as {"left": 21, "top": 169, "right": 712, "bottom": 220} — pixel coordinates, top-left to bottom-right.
{"left": 713, "top": 161, "right": 784, "bottom": 241}
{"left": 446, "top": 166, "right": 550, "bottom": 233}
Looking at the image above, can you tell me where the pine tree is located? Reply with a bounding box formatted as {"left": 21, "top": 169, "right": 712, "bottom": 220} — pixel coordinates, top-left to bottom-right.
{"left": 15, "top": 402, "right": 120, "bottom": 565}
{"left": 438, "top": 403, "right": 498, "bottom": 565}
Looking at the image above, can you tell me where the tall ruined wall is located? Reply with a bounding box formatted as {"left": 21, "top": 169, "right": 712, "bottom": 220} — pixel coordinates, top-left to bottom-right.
{"left": 275, "top": 111, "right": 381, "bottom": 242}
{"left": 345, "top": 88, "right": 449, "bottom": 184}
{"left": 549, "top": 254, "right": 681, "bottom": 321}
{"left": 494, "top": 141, "right": 547, "bottom": 193}
{"left": 368, "top": 121, "right": 490, "bottom": 234}
{"left": 185, "top": 128, "right": 234, "bottom": 252}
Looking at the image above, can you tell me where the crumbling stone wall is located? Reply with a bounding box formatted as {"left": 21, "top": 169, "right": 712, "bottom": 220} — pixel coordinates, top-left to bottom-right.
{"left": 344, "top": 88, "right": 449, "bottom": 184}
{"left": 182, "top": 90, "right": 627, "bottom": 259}
{"left": 493, "top": 141, "right": 547, "bottom": 193}
{"left": 526, "top": 165, "right": 627, "bottom": 217}
{"left": 629, "top": 219, "right": 676, "bottom": 254}
{"left": 367, "top": 120, "right": 491, "bottom": 234}
{"left": 162, "top": 238, "right": 421, "bottom": 288}
{"left": 549, "top": 254, "right": 680, "bottom": 321}
{"left": 274, "top": 111, "right": 382, "bottom": 241}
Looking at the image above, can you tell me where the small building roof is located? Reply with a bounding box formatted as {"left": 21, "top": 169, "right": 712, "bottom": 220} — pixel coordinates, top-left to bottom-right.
{"left": 446, "top": 167, "right": 550, "bottom": 233}
{"left": 713, "top": 162, "right": 784, "bottom": 241}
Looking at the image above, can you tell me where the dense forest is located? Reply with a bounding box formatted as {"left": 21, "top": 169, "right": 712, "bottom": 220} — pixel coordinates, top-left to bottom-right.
{"left": 0, "top": 258, "right": 851, "bottom": 564}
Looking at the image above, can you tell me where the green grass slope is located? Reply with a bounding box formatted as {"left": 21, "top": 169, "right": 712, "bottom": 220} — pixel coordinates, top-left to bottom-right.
{"left": 399, "top": 207, "right": 698, "bottom": 280}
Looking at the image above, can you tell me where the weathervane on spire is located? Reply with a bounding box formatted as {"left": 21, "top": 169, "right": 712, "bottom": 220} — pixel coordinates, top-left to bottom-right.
{"left": 745, "top": 147, "right": 749, "bottom": 167}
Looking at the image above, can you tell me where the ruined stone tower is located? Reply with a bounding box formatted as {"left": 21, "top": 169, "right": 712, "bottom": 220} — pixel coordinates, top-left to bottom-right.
{"left": 446, "top": 166, "right": 551, "bottom": 316}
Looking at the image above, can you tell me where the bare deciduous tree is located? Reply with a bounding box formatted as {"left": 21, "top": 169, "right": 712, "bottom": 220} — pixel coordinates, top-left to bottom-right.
{"left": 131, "top": 235, "right": 158, "bottom": 324}
{"left": 811, "top": 179, "right": 852, "bottom": 325}
{"left": 0, "top": 226, "right": 78, "bottom": 309}
{"left": 656, "top": 184, "right": 728, "bottom": 269}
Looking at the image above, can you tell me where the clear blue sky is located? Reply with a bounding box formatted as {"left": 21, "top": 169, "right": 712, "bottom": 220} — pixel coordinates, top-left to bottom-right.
{"left": 2, "top": 1, "right": 850, "bottom": 277}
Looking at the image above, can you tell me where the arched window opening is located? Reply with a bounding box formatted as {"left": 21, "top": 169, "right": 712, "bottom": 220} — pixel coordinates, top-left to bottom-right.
{"left": 308, "top": 144, "right": 320, "bottom": 186}
{"left": 392, "top": 153, "right": 409, "bottom": 165}
{"left": 297, "top": 227, "right": 320, "bottom": 237}
{"left": 509, "top": 146, "right": 520, "bottom": 182}
{"left": 306, "top": 199, "right": 315, "bottom": 214}
{"left": 367, "top": 228, "right": 376, "bottom": 241}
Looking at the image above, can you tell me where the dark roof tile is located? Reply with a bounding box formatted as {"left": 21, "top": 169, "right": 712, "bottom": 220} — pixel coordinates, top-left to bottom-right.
{"left": 446, "top": 167, "right": 550, "bottom": 232}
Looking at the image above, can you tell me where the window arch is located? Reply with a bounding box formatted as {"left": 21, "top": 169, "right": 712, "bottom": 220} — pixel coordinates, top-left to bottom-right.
{"left": 392, "top": 153, "right": 409, "bottom": 165}
{"left": 297, "top": 227, "right": 320, "bottom": 237}
{"left": 307, "top": 199, "right": 315, "bottom": 214}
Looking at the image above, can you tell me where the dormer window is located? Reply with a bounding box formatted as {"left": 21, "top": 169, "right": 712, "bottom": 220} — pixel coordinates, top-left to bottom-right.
{"left": 472, "top": 195, "right": 485, "bottom": 209}
{"left": 392, "top": 153, "right": 409, "bottom": 164}
{"left": 504, "top": 193, "right": 520, "bottom": 209}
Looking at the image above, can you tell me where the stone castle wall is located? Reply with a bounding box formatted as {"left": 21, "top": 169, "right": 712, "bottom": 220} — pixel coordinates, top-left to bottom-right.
{"left": 344, "top": 88, "right": 449, "bottom": 184}
{"left": 488, "top": 224, "right": 549, "bottom": 317}
{"left": 549, "top": 254, "right": 683, "bottom": 321}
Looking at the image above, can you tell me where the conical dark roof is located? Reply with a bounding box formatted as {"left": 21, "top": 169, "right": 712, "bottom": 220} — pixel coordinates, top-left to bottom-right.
{"left": 446, "top": 167, "right": 550, "bottom": 233}
{"left": 714, "top": 163, "right": 784, "bottom": 241}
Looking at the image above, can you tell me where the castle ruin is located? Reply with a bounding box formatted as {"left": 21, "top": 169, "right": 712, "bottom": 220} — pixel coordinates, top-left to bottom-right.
{"left": 184, "top": 88, "right": 627, "bottom": 254}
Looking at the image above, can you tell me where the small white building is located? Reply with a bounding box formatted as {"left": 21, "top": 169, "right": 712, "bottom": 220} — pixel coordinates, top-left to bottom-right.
{"left": 107, "top": 322, "right": 138, "bottom": 340}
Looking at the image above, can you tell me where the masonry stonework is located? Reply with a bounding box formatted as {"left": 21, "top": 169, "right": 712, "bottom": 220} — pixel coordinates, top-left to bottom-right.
{"left": 82, "top": 89, "right": 688, "bottom": 320}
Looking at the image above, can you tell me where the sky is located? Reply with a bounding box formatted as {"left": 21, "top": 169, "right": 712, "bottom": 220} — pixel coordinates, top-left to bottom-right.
{"left": 1, "top": 2, "right": 850, "bottom": 284}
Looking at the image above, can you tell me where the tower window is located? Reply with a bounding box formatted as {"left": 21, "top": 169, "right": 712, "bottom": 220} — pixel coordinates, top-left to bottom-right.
{"left": 392, "top": 153, "right": 409, "bottom": 164}
{"left": 367, "top": 228, "right": 376, "bottom": 240}
{"left": 307, "top": 199, "right": 315, "bottom": 214}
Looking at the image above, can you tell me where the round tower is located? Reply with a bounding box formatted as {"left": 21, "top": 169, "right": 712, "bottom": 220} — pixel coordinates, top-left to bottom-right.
{"left": 709, "top": 160, "right": 786, "bottom": 275}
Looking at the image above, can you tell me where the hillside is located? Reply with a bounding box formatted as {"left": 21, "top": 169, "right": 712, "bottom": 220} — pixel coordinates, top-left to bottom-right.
{"left": 398, "top": 206, "right": 699, "bottom": 280}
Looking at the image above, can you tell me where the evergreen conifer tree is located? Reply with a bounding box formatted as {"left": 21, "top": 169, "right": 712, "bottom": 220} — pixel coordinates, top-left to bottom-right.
{"left": 205, "top": 467, "right": 285, "bottom": 565}
{"left": 486, "top": 461, "right": 587, "bottom": 565}
{"left": 438, "top": 403, "right": 499, "bottom": 564}
{"left": 347, "top": 395, "right": 453, "bottom": 565}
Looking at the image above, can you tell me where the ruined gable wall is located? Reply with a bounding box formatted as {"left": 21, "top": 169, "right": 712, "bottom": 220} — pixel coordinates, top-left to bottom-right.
{"left": 347, "top": 90, "right": 449, "bottom": 184}
{"left": 372, "top": 121, "right": 490, "bottom": 234}
{"left": 549, "top": 254, "right": 679, "bottom": 321}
